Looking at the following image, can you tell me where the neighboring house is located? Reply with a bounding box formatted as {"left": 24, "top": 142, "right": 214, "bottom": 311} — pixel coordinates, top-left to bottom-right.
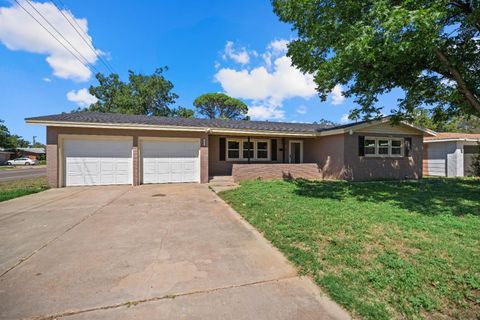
{"left": 26, "top": 112, "right": 434, "bottom": 188}
{"left": 16, "top": 147, "right": 46, "bottom": 160}
{"left": 423, "top": 132, "right": 480, "bottom": 177}
{"left": 0, "top": 148, "right": 14, "bottom": 164}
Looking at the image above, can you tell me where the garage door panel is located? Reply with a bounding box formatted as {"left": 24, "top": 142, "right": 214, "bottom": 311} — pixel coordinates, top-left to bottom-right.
{"left": 64, "top": 138, "right": 133, "bottom": 186}
{"left": 141, "top": 139, "right": 200, "bottom": 184}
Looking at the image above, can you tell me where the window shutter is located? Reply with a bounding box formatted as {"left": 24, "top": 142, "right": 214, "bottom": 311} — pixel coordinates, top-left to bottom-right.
{"left": 405, "top": 137, "right": 412, "bottom": 157}
{"left": 219, "top": 137, "right": 226, "bottom": 161}
{"left": 271, "top": 139, "right": 277, "bottom": 161}
{"left": 358, "top": 136, "right": 365, "bottom": 156}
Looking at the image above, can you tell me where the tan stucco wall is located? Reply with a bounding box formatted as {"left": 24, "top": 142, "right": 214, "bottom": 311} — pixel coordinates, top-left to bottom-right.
{"left": 343, "top": 133, "right": 423, "bottom": 180}
{"left": 303, "top": 134, "right": 346, "bottom": 179}
{"left": 46, "top": 126, "right": 209, "bottom": 187}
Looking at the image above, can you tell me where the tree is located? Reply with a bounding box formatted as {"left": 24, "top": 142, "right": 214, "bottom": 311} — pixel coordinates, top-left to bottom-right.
{"left": 84, "top": 67, "right": 190, "bottom": 117}
{"left": 272, "top": 0, "right": 480, "bottom": 122}
{"left": 0, "top": 120, "right": 13, "bottom": 149}
{"left": 315, "top": 118, "right": 338, "bottom": 127}
{"left": 193, "top": 93, "right": 248, "bottom": 120}
{"left": 410, "top": 108, "right": 480, "bottom": 132}
{"left": 0, "top": 119, "right": 31, "bottom": 149}
{"left": 172, "top": 107, "right": 195, "bottom": 118}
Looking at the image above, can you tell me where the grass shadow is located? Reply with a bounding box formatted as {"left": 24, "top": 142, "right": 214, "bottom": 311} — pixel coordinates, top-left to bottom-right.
{"left": 290, "top": 177, "right": 480, "bottom": 216}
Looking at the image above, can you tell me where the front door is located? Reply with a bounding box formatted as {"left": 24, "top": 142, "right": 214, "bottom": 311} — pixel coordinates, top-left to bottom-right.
{"left": 289, "top": 141, "right": 302, "bottom": 163}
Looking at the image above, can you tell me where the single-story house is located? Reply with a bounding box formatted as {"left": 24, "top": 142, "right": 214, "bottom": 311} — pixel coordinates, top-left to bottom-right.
{"left": 0, "top": 148, "right": 14, "bottom": 164}
{"left": 423, "top": 132, "right": 480, "bottom": 177}
{"left": 26, "top": 112, "right": 434, "bottom": 188}
{"left": 17, "top": 147, "right": 46, "bottom": 160}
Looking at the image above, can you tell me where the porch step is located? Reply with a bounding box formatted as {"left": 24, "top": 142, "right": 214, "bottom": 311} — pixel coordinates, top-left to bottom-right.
{"left": 208, "top": 176, "right": 239, "bottom": 193}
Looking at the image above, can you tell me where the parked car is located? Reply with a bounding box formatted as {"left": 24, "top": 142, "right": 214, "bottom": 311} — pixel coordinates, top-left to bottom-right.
{"left": 6, "top": 157, "right": 38, "bottom": 166}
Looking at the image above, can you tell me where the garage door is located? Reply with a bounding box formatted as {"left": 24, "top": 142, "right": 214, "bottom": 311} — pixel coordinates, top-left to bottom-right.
{"left": 141, "top": 138, "right": 200, "bottom": 184}
{"left": 64, "top": 138, "right": 133, "bottom": 186}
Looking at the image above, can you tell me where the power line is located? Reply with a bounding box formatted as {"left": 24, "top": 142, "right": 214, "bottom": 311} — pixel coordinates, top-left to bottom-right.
{"left": 13, "top": 0, "right": 98, "bottom": 74}
{"left": 50, "top": 0, "right": 116, "bottom": 74}
{"left": 22, "top": 0, "right": 99, "bottom": 73}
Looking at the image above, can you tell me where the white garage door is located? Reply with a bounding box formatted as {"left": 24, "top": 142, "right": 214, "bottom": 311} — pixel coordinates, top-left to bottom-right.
{"left": 64, "top": 138, "right": 133, "bottom": 186}
{"left": 142, "top": 139, "right": 200, "bottom": 184}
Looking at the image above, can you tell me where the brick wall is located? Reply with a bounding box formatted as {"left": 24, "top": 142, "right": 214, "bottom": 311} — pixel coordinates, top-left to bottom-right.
{"left": 232, "top": 163, "right": 321, "bottom": 182}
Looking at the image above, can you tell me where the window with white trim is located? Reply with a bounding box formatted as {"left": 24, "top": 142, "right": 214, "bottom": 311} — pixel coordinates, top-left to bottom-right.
{"left": 256, "top": 140, "right": 269, "bottom": 159}
{"left": 364, "top": 137, "right": 404, "bottom": 157}
{"left": 226, "top": 138, "right": 271, "bottom": 161}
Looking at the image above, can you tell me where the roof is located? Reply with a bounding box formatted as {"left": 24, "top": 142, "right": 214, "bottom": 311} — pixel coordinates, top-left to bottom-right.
{"left": 424, "top": 132, "right": 480, "bottom": 143}
{"left": 17, "top": 147, "right": 45, "bottom": 154}
{"left": 25, "top": 112, "right": 434, "bottom": 137}
{"left": 26, "top": 112, "right": 328, "bottom": 134}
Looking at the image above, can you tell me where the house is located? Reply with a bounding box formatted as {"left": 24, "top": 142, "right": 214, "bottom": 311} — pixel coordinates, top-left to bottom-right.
{"left": 0, "top": 148, "right": 14, "bottom": 164}
{"left": 26, "top": 112, "right": 434, "bottom": 188}
{"left": 16, "top": 147, "right": 46, "bottom": 160}
{"left": 423, "top": 132, "right": 480, "bottom": 177}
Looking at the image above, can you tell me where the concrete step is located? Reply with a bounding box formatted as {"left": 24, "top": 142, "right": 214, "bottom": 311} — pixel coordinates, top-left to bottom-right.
{"left": 209, "top": 176, "right": 235, "bottom": 183}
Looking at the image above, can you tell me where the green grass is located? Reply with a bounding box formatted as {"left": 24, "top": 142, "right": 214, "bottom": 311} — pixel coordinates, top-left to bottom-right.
{"left": 220, "top": 178, "right": 480, "bottom": 319}
{"left": 0, "top": 176, "right": 49, "bottom": 202}
{"left": 0, "top": 166, "right": 14, "bottom": 171}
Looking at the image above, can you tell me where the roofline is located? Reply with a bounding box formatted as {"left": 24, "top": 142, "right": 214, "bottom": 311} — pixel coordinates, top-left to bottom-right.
{"left": 26, "top": 116, "right": 435, "bottom": 137}
{"left": 26, "top": 119, "right": 317, "bottom": 137}
{"left": 424, "top": 138, "right": 480, "bottom": 143}
{"left": 318, "top": 118, "right": 436, "bottom": 137}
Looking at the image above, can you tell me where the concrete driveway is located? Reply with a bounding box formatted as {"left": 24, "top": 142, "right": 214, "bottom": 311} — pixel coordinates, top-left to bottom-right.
{"left": 0, "top": 184, "right": 349, "bottom": 320}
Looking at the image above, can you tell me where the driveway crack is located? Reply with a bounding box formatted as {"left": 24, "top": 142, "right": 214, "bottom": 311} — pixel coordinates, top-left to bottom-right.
{"left": 31, "top": 275, "right": 299, "bottom": 320}
{"left": 0, "top": 188, "right": 132, "bottom": 279}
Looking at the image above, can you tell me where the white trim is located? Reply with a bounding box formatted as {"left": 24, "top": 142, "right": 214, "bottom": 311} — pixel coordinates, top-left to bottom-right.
{"left": 289, "top": 140, "right": 303, "bottom": 163}
{"left": 424, "top": 138, "right": 480, "bottom": 143}
{"left": 226, "top": 138, "right": 271, "bottom": 161}
{"left": 364, "top": 136, "right": 404, "bottom": 157}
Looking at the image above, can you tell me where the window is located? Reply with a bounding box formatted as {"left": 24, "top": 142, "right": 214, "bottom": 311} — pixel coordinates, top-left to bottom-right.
{"left": 364, "top": 137, "right": 403, "bottom": 157}
{"left": 226, "top": 139, "right": 271, "bottom": 161}
{"left": 227, "top": 140, "right": 240, "bottom": 160}
{"left": 243, "top": 141, "right": 254, "bottom": 159}
{"left": 256, "top": 141, "right": 269, "bottom": 159}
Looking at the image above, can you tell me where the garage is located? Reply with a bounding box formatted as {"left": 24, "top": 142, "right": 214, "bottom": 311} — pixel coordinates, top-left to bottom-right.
{"left": 63, "top": 137, "right": 133, "bottom": 186}
{"left": 141, "top": 138, "right": 200, "bottom": 184}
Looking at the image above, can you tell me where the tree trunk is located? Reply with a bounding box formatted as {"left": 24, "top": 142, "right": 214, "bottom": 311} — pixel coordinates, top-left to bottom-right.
{"left": 433, "top": 48, "right": 480, "bottom": 115}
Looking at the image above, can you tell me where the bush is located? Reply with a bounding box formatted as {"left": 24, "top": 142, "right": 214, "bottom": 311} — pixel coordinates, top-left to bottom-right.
{"left": 471, "top": 144, "right": 480, "bottom": 177}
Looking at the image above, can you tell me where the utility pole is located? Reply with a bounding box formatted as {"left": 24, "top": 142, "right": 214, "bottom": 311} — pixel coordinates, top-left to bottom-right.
{"left": 32, "top": 135, "right": 37, "bottom": 146}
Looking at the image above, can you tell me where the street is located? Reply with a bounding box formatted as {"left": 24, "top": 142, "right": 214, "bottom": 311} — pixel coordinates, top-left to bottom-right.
{"left": 0, "top": 166, "right": 46, "bottom": 182}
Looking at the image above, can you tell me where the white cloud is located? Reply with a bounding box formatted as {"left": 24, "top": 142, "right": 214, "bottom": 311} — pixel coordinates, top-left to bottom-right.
{"left": 331, "top": 84, "right": 345, "bottom": 105}
{"left": 0, "top": 1, "right": 99, "bottom": 81}
{"left": 268, "top": 39, "right": 289, "bottom": 54}
{"left": 215, "top": 39, "right": 317, "bottom": 121}
{"left": 66, "top": 88, "right": 98, "bottom": 107}
{"left": 216, "top": 55, "right": 316, "bottom": 105}
{"left": 296, "top": 105, "right": 307, "bottom": 115}
{"left": 248, "top": 105, "right": 285, "bottom": 120}
{"left": 42, "top": 77, "right": 51, "bottom": 82}
{"left": 263, "top": 39, "right": 289, "bottom": 68}
{"left": 340, "top": 113, "right": 350, "bottom": 124}
{"left": 222, "top": 41, "right": 250, "bottom": 65}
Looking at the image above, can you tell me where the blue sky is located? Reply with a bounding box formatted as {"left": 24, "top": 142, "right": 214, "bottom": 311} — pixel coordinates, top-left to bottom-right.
{"left": 0, "top": 0, "right": 400, "bottom": 144}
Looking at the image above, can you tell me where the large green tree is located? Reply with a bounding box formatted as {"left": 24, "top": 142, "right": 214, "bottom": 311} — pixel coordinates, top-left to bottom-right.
{"left": 411, "top": 109, "right": 480, "bottom": 132}
{"left": 0, "top": 119, "right": 30, "bottom": 149}
{"left": 193, "top": 93, "right": 248, "bottom": 120}
{"left": 272, "top": 0, "right": 480, "bottom": 122}
{"left": 84, "top": 67, "right": 192, "bottom": 117}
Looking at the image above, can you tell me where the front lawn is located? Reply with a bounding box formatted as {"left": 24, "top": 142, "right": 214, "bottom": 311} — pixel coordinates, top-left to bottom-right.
{"left": 0, "top": 176, "right": 49, "bottom": 202}
{"left": 220, "top": 178, "right": 480, "bottom": 319}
